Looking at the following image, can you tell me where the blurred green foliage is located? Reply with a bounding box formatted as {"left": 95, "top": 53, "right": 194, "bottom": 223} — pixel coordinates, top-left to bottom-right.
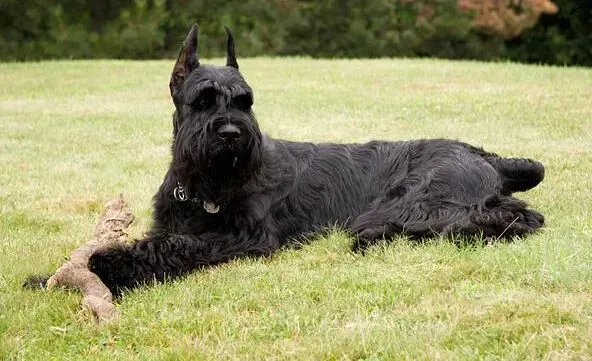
{"left": 504, "top": 1, "right": 592, "bottom": 66}
{"left": 0, "top": 0, "right": 589, "bottom": 66}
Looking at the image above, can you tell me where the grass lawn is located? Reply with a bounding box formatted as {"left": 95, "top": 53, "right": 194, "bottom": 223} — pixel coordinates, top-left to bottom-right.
{"left": 0, "top": 58, "right": 591, "bottom": 360}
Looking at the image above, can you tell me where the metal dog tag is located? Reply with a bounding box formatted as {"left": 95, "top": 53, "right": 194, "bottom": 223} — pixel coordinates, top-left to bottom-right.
{"left": 203, "top": 201, "right": 220, "bottom": 214}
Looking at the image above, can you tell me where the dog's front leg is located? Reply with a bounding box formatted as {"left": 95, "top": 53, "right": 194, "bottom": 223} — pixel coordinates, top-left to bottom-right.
{"left": 88, "top": 233, "right": 255, "bottom": 297}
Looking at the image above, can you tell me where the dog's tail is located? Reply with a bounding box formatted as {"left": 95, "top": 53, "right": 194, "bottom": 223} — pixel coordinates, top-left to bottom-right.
{"left": 22, "top": 274, "right": 50, "bottom": 289}
{"left": 486, "top": 156, "right": 545, "bottom": 194}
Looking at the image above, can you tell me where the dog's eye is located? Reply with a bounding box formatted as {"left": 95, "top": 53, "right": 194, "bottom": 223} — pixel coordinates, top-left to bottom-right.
{"left": 197, "top": 98, "right": 212, "bottom": 109}
{"left": 193, "top": 96, "right": 214, "bottom": 111}
{"left": 231, "top": 94, "right": 253, "bottom": 111}
{"left": 192, "top": 88, "right": 216, "bottom": 111}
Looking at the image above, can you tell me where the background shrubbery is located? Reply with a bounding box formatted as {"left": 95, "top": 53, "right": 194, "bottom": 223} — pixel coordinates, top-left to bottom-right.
{"left": 0, "top": 0, "right": 589, "bottom": 66}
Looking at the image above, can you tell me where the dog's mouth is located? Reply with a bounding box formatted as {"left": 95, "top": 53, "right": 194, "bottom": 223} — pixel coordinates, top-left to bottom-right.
{"left": 207, "top": 142, "right": 245, "bottom": 169}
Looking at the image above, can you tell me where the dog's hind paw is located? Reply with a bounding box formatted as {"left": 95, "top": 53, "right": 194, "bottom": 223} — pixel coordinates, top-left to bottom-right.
{"left": 350, "top": 231, "right": 381, "bottom": 254}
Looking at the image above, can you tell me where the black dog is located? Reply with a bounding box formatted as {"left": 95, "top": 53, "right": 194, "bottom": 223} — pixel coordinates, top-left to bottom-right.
{"left": 86, "top": 25, "right": 544, "bottom": 296}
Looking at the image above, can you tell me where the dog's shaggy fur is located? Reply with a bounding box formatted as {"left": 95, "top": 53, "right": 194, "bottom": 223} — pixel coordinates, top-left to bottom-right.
{"left": 88, "top": 25, "right": 545, "bottom": 296}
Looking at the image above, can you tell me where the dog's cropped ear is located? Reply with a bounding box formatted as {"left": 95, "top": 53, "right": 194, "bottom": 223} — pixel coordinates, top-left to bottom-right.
{"left": 170, "top": 24, "right": 200, "bottom": 96}
{"left": 224, "top": 26, "right": 239, "bottom": 70}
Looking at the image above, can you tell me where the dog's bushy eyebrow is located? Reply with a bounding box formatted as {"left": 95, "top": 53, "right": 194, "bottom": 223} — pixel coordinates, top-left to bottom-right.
{"left": 183, "top": 79, "right": 252, "bottom": 105}
{"left": 229, "top": 84, "right": 252, "bottom": 99}
{"left": 183, "top": 80, "right": 217, "bottom": 104}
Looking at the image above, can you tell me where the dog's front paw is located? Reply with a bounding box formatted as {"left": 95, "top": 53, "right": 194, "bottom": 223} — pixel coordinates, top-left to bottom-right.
{"left": 88, "top": 246, "right": 137, "bottom": 297}
{"left": 350, "top": 227, "right": 384, "bottom": 254}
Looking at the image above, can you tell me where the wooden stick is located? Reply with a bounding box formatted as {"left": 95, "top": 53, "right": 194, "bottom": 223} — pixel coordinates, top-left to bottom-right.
{"left": 46, "top": 195, "right": 134, "bottom": 324}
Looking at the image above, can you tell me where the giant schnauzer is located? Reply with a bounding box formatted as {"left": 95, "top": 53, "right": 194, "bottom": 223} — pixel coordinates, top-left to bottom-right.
{"left": 85, "top": 25, "right": 544, "bottom": 296}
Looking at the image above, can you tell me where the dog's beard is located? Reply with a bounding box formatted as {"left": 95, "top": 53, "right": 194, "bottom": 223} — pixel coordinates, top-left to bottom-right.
{"left": 207, "top": 140, "right": 245, "bottom": 171}
{"left": 176, "top": 130, "right": 254, "bottom": 180}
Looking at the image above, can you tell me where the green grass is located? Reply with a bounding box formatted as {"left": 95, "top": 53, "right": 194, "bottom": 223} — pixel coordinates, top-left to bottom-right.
{"left": 1, "top": 58, "right": 591, "bottom": 360}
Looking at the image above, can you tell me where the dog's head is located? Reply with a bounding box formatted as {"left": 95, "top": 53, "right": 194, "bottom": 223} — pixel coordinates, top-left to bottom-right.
{"left": 169, "top": 25, "right": 262, "bottom": 189}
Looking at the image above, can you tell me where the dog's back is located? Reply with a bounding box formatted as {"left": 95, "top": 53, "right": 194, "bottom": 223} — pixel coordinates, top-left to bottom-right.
{"left": 262, "top": 138, "right": 544, "bottom": 245}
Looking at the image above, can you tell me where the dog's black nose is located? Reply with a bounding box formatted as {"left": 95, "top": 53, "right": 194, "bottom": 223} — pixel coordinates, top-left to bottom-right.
{"left": 217, "top": 124, "right": 241, "bottom": 141}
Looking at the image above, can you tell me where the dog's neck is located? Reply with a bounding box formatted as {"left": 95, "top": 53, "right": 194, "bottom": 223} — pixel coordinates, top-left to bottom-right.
{"left": 172, "top": 180, "right": 220, "bottom": 214}
{"left": 171, "top": 147, "right": 265, "bottom": 212}
{"left": 172, "top": 168, "right": 234, "bottom": 206}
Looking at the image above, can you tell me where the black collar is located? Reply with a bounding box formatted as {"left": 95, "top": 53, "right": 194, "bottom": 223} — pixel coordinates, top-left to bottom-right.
{"left": 173, "top": 182, "right": 220, "bottom": 213}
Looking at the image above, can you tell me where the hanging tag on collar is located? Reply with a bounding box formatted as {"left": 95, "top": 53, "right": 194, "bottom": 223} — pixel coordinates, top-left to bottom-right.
{"left": 203, "top": 201, "right": 220, "bottom": 214}
{"left": 173, "top": 183, "right": 188, "bottom": 202}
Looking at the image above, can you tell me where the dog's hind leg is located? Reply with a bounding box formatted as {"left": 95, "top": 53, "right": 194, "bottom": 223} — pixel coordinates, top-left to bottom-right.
{"left": 350, "top": 194, "right": 544, "bottom": 252}
{"left": 484, "top": 156, "right": 545, "bottom": 194}
{"left": 439, "top": 194, "right": 544, "bottom": 239}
